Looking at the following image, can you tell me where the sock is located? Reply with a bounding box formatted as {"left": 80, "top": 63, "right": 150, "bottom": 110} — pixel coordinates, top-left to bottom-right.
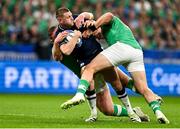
{"left": 77, "top": 79, "right": 90, "bottom": 94}
{"left": 116, "top": 88, "right": 134, "bottom": 114}
{"left": 126, "top": 79, "right": 140, "bottom": 94}
{"left": 149, "top": 100, "right": 161, "bottom": 113}
{"left": 85, "top": 90, "right": 97, "bottom": 116}
{"left": 113, "top": 104, "right": 128, "bottom": 116}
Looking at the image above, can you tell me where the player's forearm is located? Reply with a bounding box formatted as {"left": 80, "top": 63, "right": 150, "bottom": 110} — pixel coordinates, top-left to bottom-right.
{"left": 60, "top": 36, "right": 79, "bottom": 55}
{"left": 95, "top": 12, "right": 113, "bottom": 28}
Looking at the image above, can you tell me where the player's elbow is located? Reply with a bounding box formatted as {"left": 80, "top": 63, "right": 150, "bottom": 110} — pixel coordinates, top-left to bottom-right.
{"left": 53, "top": 55, "right": 59, "bottom": 61}
{"left": 88, "top": 13, "right": 94, "bottom": 20}
{"left": 106, "top": 12, "right": 113, "bottom": 21}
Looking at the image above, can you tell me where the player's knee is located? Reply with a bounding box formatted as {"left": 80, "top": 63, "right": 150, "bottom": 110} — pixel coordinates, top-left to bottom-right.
{"left": 84, "top": 66, "right": 95, "bottom": 74}
{"left": 85, "top": 64, "right": 98, "bottom": 73}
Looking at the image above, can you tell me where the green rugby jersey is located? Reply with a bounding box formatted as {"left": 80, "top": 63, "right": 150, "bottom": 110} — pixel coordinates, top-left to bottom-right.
{"left": 101, "top": 16, "right": 142, "bottom": 50}
{"left": 61, "top": 55, "right": 81, "bottom": 78}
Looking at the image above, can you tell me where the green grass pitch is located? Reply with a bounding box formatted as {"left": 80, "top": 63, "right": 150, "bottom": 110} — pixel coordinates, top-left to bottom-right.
{"left": 0, "top": 94, "right": 180, "bottom": 128}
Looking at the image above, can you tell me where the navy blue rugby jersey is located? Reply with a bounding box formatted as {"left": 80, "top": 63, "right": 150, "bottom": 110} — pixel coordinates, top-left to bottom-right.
{"left": 55, "top": 15, "right": 103, "bottom": 67}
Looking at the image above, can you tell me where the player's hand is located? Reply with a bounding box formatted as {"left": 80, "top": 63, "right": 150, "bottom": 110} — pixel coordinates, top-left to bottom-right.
{"left": 54, "top": 31, "right": 68, "bottom": 44}
{"left": 83, "top": 20, "right": 95, "bottom": 28}
{"left": 93, "top": 28, "right": 103, "bottom": 39}
{"left": 74, "top": 14, "right": 85, "bottom": 29}
{"left": 82, "top": 29, "right": 93, "bottom": 38}
{"left": 74, "top": 30, "right": 82, "bottom": 38}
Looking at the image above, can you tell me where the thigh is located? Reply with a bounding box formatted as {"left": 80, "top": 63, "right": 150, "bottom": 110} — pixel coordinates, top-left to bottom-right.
{"left": 102, "top": 67, "right": 131, "bottom": 86}
{"left": 100, "top": 67, "right": 119, "bottom": 83}
{"left": 100, "top": 67, "right": 123, "bottom": 91}
{"left": 85, "top": 53, "right": 113, "bottom": 73}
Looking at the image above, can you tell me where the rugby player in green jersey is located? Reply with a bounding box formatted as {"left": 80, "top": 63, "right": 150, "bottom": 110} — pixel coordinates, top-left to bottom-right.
{"left": 62, "top": 12, "right": 169, "bottom": 124}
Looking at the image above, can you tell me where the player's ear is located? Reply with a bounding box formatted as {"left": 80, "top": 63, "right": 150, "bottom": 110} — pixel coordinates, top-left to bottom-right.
{"left": 57, "top": 16, "right": 63, "bottom": 23}
{"left": 57, "top": 17, "right": 61, "bottom": 22}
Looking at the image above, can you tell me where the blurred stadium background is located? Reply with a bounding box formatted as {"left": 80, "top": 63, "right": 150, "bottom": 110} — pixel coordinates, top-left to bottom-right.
{"left": 0, "top": 0, "right": 180, "bottom": 128}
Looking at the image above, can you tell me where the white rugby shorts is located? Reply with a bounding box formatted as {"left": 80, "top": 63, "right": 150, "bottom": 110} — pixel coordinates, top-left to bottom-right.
{"left": 100, "top": 42, "right": 145, "bottom": 72}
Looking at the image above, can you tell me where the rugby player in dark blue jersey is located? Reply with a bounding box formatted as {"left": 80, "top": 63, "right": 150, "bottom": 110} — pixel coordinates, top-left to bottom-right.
{"left": 52, "top": 7, "right": 146, "bottom": 122}
{"left": 49, "top": 26, "right": 97, "bottom": 122}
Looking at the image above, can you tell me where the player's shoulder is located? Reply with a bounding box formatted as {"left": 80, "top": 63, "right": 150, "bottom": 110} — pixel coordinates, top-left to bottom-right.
{"left": 55, "top": 24, "right": 76, "bottom": 37}
{"left": 55, "top": 25, "right": 64, "bottom": 36}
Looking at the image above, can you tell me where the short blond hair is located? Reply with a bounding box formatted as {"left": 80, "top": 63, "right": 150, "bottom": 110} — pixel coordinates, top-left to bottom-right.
{"left": 56, "top": 7, "right": 70, "bottom": 19}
